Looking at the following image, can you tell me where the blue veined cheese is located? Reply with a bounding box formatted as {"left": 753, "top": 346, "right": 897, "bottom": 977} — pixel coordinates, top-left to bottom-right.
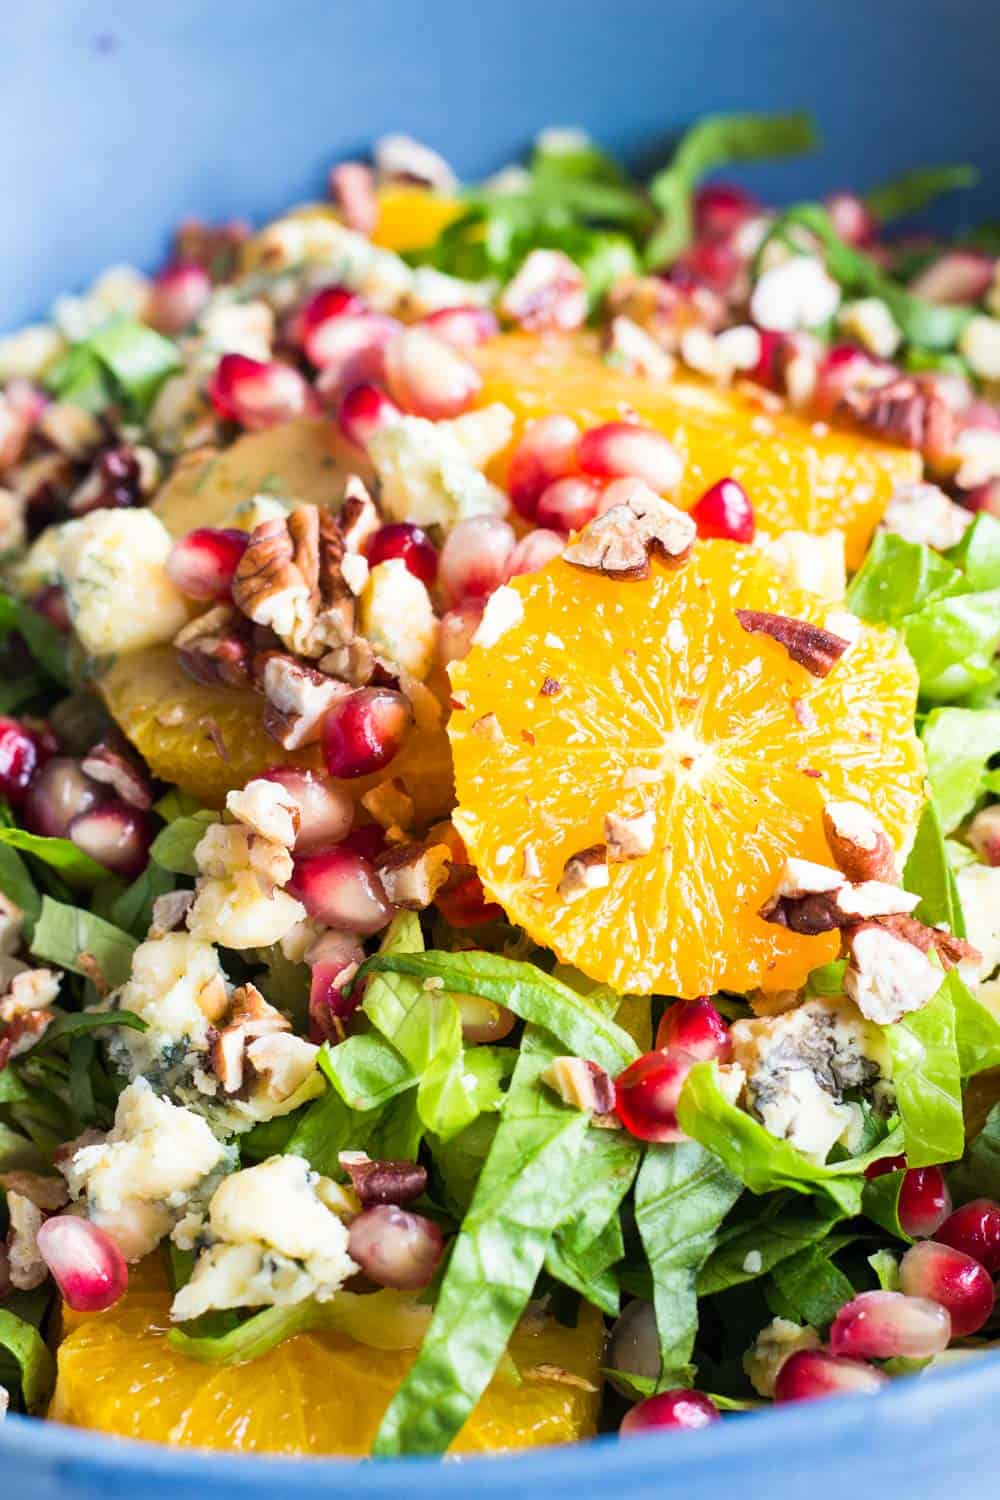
{"left": 55, "top": 508, "right": 190, "bottom": 655}
{"left": 368, "top": 405, "right": 514, "bottom": 529}
{"left": 359, "top": 558, "right": 437, "bottom": 679}
{"left": 956, "top": 863, "right": 1000, "bottom": 991}
{"left": 107, "top": 933, "right": 230, "bottom": 1088}
{"left": 170, "top": 1155, "right": 357, "bottom": 1321}
{"left": 60, "top": 1078, "right": 228, "bottom": 1260}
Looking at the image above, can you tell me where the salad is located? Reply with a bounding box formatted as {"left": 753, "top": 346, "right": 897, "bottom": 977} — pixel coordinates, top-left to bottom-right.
{"left": 0, "top": 113, "right": 996, "bottom": 1457}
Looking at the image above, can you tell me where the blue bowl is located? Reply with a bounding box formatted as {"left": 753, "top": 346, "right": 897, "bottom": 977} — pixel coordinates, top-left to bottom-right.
{"left": 3, "top": 0, "right": 999, "bottom": 1492}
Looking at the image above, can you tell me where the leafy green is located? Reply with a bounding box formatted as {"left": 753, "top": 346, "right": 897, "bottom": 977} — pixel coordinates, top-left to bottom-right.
{"left": 0, "top": 1307, "right": 55, "bottom": 1412}
{"left": 319, "top": 1034, "right": 414, "bottom": 1113}
{"left": 0, "top": 592, "right": 71, "bottom": 686}
{"left": 766, "top": 1244, "right": 855, "bottom": 1330}
{"left": 0, "top": 825, "right": 109, "bottom": 892}
{"left": 47, "top": 317, "right": 181, "bottom": 418}
{"left": 428, "top": 1114, "right": 499, "bottom": 1220}
{"left": 698, "top": 1202, "right": 842, "bottom": 1295}
{"left": 635, "top": 1141, "right": 742, "bottom": 1375}
{"left": 359, "top": 950, "right": 638, "bottom": 1075}
{"left": 170, "top": 1287, "right": 431, "bottom": 1365}
{"left": 922, "top": 708, "right": 1000, "bottom": 833}
{"left": 105, "top": 861, "right": 176, "bottom": 939}
{"left": 847, "top": 533, "right": 961, "bottom": 625}
{"left": 885, "top": 975, "right": 963, "bottom": 1167}
{"left": 950, "top": 514, "right": 1000, "bottom": 592}
{"left": 0, "top": 843, "right": 41, "bottom": 935}
{"left": 865, "top": 165, "right": 979, "bottom": 223}
{"left": 951, "top": 972, "right": 1000, "bottom": 1078}
{"left": 149, "top": 812, "right": 218, "bottom": 875}
{"left": 30, "top": 896, "right": 137, "bottom": 989}
{"left": 373, "top": 1027, "right": 589, "bottom": 1456}
{"left": 868, "top": 1248, "right": 901, "bottom": 1291}
{"left": 861, "top": 1170, "right": 913, "bottom": 1242}
{"left": 950, "top": 1102, "right": 1000, "bottom": 1204}
{"left": 645, "top": 112, "right": 818, "bottom": 267}
{"left": 546, "top": 1125, "right": 641, "bottom": 1312}
{"left": 903, "top": 800, "right": 966, "bottom": 935}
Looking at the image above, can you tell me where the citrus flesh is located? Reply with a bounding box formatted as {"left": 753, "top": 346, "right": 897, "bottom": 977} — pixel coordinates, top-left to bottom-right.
{"left": 371, "top": 187, "right": 465, "bottom": 253}
{"left": 50, "top": 1255, "right": 603, "bottom": 1456}
{"left": 474, "top": 334, "right": 922, "bottom": 569}
{"left": 449, "top": 540, "right": 925, "bottom": 998}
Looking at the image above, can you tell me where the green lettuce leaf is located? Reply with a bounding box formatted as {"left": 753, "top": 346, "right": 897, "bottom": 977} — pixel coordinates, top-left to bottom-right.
{"left": 865, "top": 164, "right": 979, "bottom": 223}
{"left": 885, "top": 974, "right": 964, "bottom": 1167}
{"left": 868, "top": 1248, "right": 901, "bottom": 1291}
{"left": 0, "top": 843, "right": 41, "bottom": 935}
{"left": 697, "top": 1202, "right": 842, "bottom": 1295}
{"left": 903, "top": 799, "right": 966, "bottom": 935}
{"left": 149, "top": 812, "right": 218, "bottom": 875}
{"left": 950, "top": 1102, "right": 1000, "bottom": 1205}
{"left": 0, "top": 1307, "right": 55, "bottom": 1412}
{"left": 30, "top": 896, "right": 137, "bottom": 989}
{"left": 0, "top": 593, "right": 71, "bottom": 687}
{"left": 922, "top": 707, "right": 1000, "bottom": 833}
{"left": 0, "top": 826, "right": 109, "bottom": 892}
{"left": 545, "top": 1124, "right": 641, "bottom": 1313}
{"left": 170, "top": 1287, "right": 431, "bottom": 1365}
{"left": 862, "top": 1169, "right": 914, "bottom": 1242}
{"left": 47, "top": 317, "right": 181, "bottom": 418}
{"left": 765, "top": 1244, "right": 855, "bottom": 1330}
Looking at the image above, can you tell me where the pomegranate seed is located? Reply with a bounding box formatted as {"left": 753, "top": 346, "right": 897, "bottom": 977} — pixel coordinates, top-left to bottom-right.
{"left": 434, "top": 868, "right": 503, "bottom": 927}
{"left": 289, "top": 847, "right": 392, "bottom": 935}
{"left": 500, "top": 249, "right": 587, "bottom": 333}
{"left": 438, "top": 602, "right": 484, "bottom": 666}
{"left": 751, "top": 329, "right": 788, "bottom": 390}
{"left": 504, "top": 528, "right": 564, "bottom": 580}
{"left": 290, "top": 285, "right": 365, "bottom": 355}
{"left": 535, "top": 475, "right": 604, "bottom": 533}
{"left": 72, "top": 445, "right": 143, "bottom": 514}
{"left": 207, "top": 354, "right": 315, "bottom": 430}
{"left": 900, "top": 1239, "right": 995, "bottom": 1338}
{"left": 29, "top": 585, "right": 71, "bottom": 633}
{"left": 965, "top": 479, "right": 1000, "bottom": 518}
{"left": 68, "top": 803, "right": 152, "bottom": 878}
{"left": 438, "top": 516, "right": 516, "bottom": 604}
{"left": 507, "top": 414, "right": 581, "bottom": 521}
{"left": 166, "top": 527, "right": 248, "bottom": 601}
{"left": 774, "top": 1348, "right": 888, "bottom": 1403}
{"left": 146, "top": 262, "right": 211, "bottom": 334}
{"left": 336, "top": 382, "right": 402, "bottom": 451}
{"left": 258, "top": 767, "right": 354, "bottom": 854}
{"left": 830, "top": 1290, "right": 951, "bottom": 1360}
{"left": 340, "top": 823, "right": 387, "bottom": 862}
{"left": 898, "top": 1167, "right": 952, "bottom": 1239}
{"left": 813, "top": 344, "right": 893, "bottom": 420}
{"left": 311, "top": 313, "right": 402, "bottom": 392}
{"left": 694, "top": 182, "right": 758, "bottom": 240}
{"left": 321, "top": 688, "right": 411, "bottom": 780}
{"left": 614, "top": 1051, "right": 694, "bottom": 1143}
{"left": 607, "top": 1299, "right": 661, "bottom": 1394}
{"left": 909, "top": 251, "right": 995, "bottom": 306}
{"left": 328, "top": 162, "right": 378, "bottom": 235}
{"left": 577, "top": 422, "right": 683, "bottom": 494}
{"left": 671, "top": 240, "right": 742, "bottom": 296}
{"left": 864, "top": 1154, "right": 907, "bottom": 1181}
{"left": 620, "top": 1389, "right": 719, "bottom": 1435}
{"left": 384, "top": 327, "right": 482, "bottom": 420}
{"left": 825, "top": 192, "right": 878, "bottom": 247}
{"left": 689, "top": 477, "right": 755, "bottom": 543}
{"left": 455, "top": 993, "right": 517, "bottom": 1044}
{"left": 938, "top": 1199, "right": 1000, "bottom": 1271}
{"left": 23, "top": 757, "right": 104, "bottom": 837}
{"left": 655, "top": 998, "right": 731, "bottom": 1062}
{"left": 0, "top": 717, "right": 41, "bottom": 802}
{"left": 366, "top": 522, "right": 438, "bottom": 587}
{"left": 36, "top": 1215, "right": 128, "bottom": 1312}
{"left": 307, "top": 929, "right": 365, "bottom": 1042}
{"left": 419, "top": 306, "right": 499, "bottom": 349}
{"left": 347, "top": 1204, "right": 444, "bottom": 1291}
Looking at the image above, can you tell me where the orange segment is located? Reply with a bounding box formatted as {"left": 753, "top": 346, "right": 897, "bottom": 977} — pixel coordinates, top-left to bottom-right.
{"left": 51, "top": 1254, "right": 602, "bottom": 1456}
{"left": 449, "top": 541, "right": 924, "bottom": 998}
{"left": 371, "top": 187, "right": 465, "bottom": 253}
{"left": 475, "top": 335, "right": 922, "bottom": 569}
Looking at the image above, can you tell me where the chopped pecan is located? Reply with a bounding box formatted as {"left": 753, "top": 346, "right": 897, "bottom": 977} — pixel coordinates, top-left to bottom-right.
{"left": 233, "top": 507, "right": 355, "bottom": 658}
{"left": 226, "top": 777, "right": 300, "bottom": 847}
{"left": 878, "top": 912, "right": 981, "bottom": 971}
{"left": 262, "top": 655, "right": 351, "bottom": 750}
{"left": 6, "top": 1191, "right": 45, "bottom": 1291}
{"left": 557, "top": 844, "right": 610, "bottom": 902}
{"left": 540, "top": 677, "right": 562, "bottom": 697}
{"left": 602, "top": 315, "right": 677, "bottom": 382}
{"left": 361, "top": 777, "right": 415, "bottom": 833}
{"left": 375, "top": 842, "right": 452, "bottom": 909}
{"left": 823, "top": 800, "right": 898, "bottom": 883}
{"left": 604, "top": 810, "right": 655, "bottom": 862}
{"left": 540, "top": 1056, "right": 616, "bottom": 1114}
{"left": 245, "top": 1032, "right": 319, "bottom": 1101}
{"left": 319, "top": 638, "right": 376, "bottom": 687}
{"left": 471, "top": 712, "right": 504, "bottom": 742}
{"left": 172, "top": 217, "right": 250, "bottom": 279}
{"left": 175, "top": 605, "right": 252, "bottom": 689}
{"left": 81, "top": 740, "right": 153, "bottom": 810}
{"left": 735, "top": 610, "right": 850, "bottom": 677}
{"left": 0, "top": 967, "right": 59, "bottom": 1019}
{"left": 840, "top": 377, "right": 957, "bottom": 462}
{"left": 210, "top": 982, "right": 289, "bottom": 1095}
{"left": 0, "top": 1171, "right": 68, "bottom": 1212}
{"left": 337, "top": 476, "right": 380, "bottom": 554}
{"left": 563, "top": 487, "right": 696, "bottom": 579}
{"left": 880, "top": 482, "right": 971, "bottom": 552}
{"left": 149, "top": 889, "right": 194, "bottom": 939}
{"left": 338, "top": 1151, "right": 428, "bottom": 1207}
{"left": 843, "top": 921, "right": 943, "bottom": 1025}
{"left": 760, "top": 857, "right": 916, "bottom": 935}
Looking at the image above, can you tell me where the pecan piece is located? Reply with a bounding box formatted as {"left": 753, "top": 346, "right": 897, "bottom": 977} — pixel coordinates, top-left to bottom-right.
{"left": 0, "top": 1010, "right": 51, "bottom": 1068}
{"left": 878, "top": 912, "right": 981, "bottom": 971}
{"left": 175, "top": 605, "right": 252, "bottom": 689}
{"left": 822, "top": 800, "right": 898, "bottom": 884}
{"left": 557, "top": 844, "right": 610, "bottom": 902}
{"left": 210, "top": 982, "right": 289, "bottom": 1095}
{"left": 149, "top": 889, "right": 194, "bottom": 939}
{"left": 262, "top": 655, "right": 351, "bottom": 750}
{"left": 735, "top": 610, "right": 850, "bottom": 677}
{"left": 540, "top": 1056, "right": 616, "bottom": 1114}
{"left": 319, "top": 637, "right": 376, "bottom": 687}
{"left": 337, "top": 476, "right": 380, "bottom": 554}
{"left": 0, "top": 1171, "right": 68, "bottom": 1213}
{"left": 81, "top": 740, "right": 153, "bottom": 810}
{"left": 375, "top": 842, "right": 452, "bottom": 909}
{"left": 6, "top": 1191, "right": 45, "bottom": 1291}
{"left": 604, "top": 810, "right": 655, "bottom": 862}
{"left": 843, "top": 921, "right": 943, "bottom": 1025}
{"left": 840, "top": 377, "right": 957, "bottom": 465}
{"left": 563, "top": 486, "right": 696, "bottom": 579}
{"left": 339, "top": 1151, "right": 428, "bottom": 1207}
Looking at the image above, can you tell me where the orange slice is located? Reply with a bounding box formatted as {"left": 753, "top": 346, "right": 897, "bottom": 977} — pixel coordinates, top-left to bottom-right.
{"left": 51, "top": 1254, "right": 602, "bottom": 1456}
{"left": 475, "top": 334, "right": 922, "bottom": 569}
{"left": 449, "top": 540, "right": 925, "bottom": 997}
{"left": 371, "top": 187, "right": 465, "bottom": 253}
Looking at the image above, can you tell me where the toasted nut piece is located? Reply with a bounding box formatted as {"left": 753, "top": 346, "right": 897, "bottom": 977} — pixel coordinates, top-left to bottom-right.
{"left": 563, "top": 485, "right": 696, "bottom": 579}
{"left": 148, "top": 889, "right": 194, "bottom": 939}
{"left": 557, "top": 844, "right": 610, "bottom": 902}
{"left": 471, "top": 712, "right": 504, "bottom": 743}
{"left": 6, "top": 1191, "right": 45, "bottom": 1290}
{"left": 210, "top": 981, "right": 289, "bottom": 1094}
{"left": 81, "top": 741, "right": 153, "bottom": 810}
{"left": 262, "top": 655, "right": 351, "bottom": 750}
{"left": 233, "top": 506, "right": 356, "bottom": 657}
{"left": 602, "top": 315, "right": 677, "bottom": 382}
{"left": 0, "top": 1010, "right": 51, "bottom": 1068}
{"left": 735, "top": 610, "right": 850, "bottom": 677}
{"left": 878, "top": 912, "right": 981, "bottom": 971}
{"left": 375, "top": 842, "right": 452, "bottom": 909}
{"left": 880, "top": 482, "right": 971, "bottom": 552}
{"left": 226, "top": 777, "right": 300, "bottom": 848}
{"left": 0, "top": 966, "right": 60, "bottom": 1019}
{"left": 319, "top": 637, "right": 376, "bottom": 686}
{"left": 823, "top": 800, "right": 898, "bottom": 882}
{"left": 175, "top": 604, "right": 252, "bottom": 689}
{"left": 540, "top": 1055, "right": 616, "bottom": 1114}
{"left": 338, "top": 476, "right": 380, "bottom": 554}
{"left": 0, "top": 1171, "right": 68, "bottom": 1212}
{"left": 843, "top": 922, "right": 942, "bottom": 1024}
{"left": 967, "top": 806, "right": 1000, "bottom": 867}
{"left": 338, "top": 1151, "right": 428, "bottom": 1207}
{"left": 605, "top": 810, "right": 656, "bottom": 862}
{"left": 361, "top": 777, "right": 415, "bottom": 832}
{"left": 760, "top": 857, "right": 917, "bottom": 935}
{"left": 245, "top": 1032, "right": 319, "bottom": 1101}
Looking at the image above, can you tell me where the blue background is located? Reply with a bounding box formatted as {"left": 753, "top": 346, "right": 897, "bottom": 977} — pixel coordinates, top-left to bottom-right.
{"left": 2, "top": 0, "right": 1000, "bottom": 1493}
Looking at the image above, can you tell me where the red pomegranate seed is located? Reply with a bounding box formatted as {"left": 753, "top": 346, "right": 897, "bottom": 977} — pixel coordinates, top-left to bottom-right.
{"left": 577, "top": 421, "right": 683, "bottom": 493}
{"left": 435, "top": 867, "right": 503, "bottom": 927}
{"left": 438, "top": 602, "right": 484, "bottom": 666}
{"left": 900, "top": 1239, "right": 995, "bottom": 1337}
{"left": 620, "top": 1389, "right": 719, "bottom": 1435}
{"left": 336, "top": 382, "right": 402, "bottom": 451}
{"left": 366, "top": 522, "right": 438, "bottom": 587}
{"left": 504, "top": 528, "right": 564, "bottom": 580}
{"left": 307, "top": 929, "right": 365, "bottom": 1041}
{"left": 340, "top": 823, "right": 387, "bottom": 862}
{"left": 419, "top": 306, "right": 499, "bottom": 349}
{"left": 813, "top": 344, "right": 893, "bottom": 420}
{"left": 69, "top": 802, "right": 154, "bottom": 878}
{"left": 614, "top": 1051, "right": 694, "bottom": 1144}
{"left": 909, "top": 251, "right": 995, "bottom": 306}
{"left": 689, "top": 477, "right": 755, "bottom": 543}
{"left": 671, "top": 240, "right": 742, "bottom": 296}
{"left": 825, "top": 192, "right": 878, "bottom": 247}
{"left": 830, "top": 1290, "right": 951, "bottom": 1360}
{"left": 29, "top": 585, "right": 71, "bottom": 633}
{"left": 311, "top": 313, "right": 402, "bottom": 390}
{"left": 655, "top": 998, "right": 731, "bottom": 1062}
{"left": 898, "top": 1167, "right": 952, "bottom": 1239}
{"left": 290, "top": 847, "right": 392, "bottom": 934}
{"left": 328, "top": 163, "right": 378, "bottom": 235}
{"left": 207, "top": 354, "right": 315, "bottom": 430}
{"left": 500, "top": 249, "right": 587, "bottom": 332}
{"left": 751, "top": 329, "right": 788, "bottom": 390}
{"left": 290, "top": 285, "right": 366, "bottom": 355}
{"left": 694, "top": 182, "right": 758, "bottom": 240}
{"left": 321, "top": 687, "right": 412, "bottom": 780}
{"left": 0, "top": 717, "right": 41, "bottom": 802}
{"left": 384, "top": 327, "right": 482, "bottom": 420}
{"left": 774, "top": 1348, "right": 887, "bottom": 1403}
{"left": 347, "top": 1204, "right": 444, "bottom": 1290}
{"left": 166, "top": 527, "right": 248, "bottom": 601}
{"left": 535, "top": 475, "right": 604, "bottom": 533}
{"left": 23, "top": 757, "right": 104, "bottom": 837}
{"left": 864, "top": 1154, "right": 907, "bottom": 1181}
{"left": 146, "top": 262, "right": 212, "bottom": 334}
{"left": 964, "top": 479, "right": 1000, "bottom": 518}
{"left": 36, "top": 1215, "right": 128, "bottom": 1312}
{"left": 937, "top": 1198, "right": 1000, "bottom": 1271}
{"left": 507, "top": 414, "right": 581, "bottom": 521}
{"left": 438, "top": 516, "right": 516, "bottom": 604}
{"left": 258, "top": 767, "right": 354, "bottom": 854}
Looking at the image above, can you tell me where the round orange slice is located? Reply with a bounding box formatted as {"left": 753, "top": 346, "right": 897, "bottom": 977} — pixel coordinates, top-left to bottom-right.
{"left": 449, "top": 539, "right": 925, "bottom": 998}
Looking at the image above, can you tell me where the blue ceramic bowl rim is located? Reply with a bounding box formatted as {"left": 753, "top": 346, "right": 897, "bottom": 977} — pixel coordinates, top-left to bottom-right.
{"left": 4, "top": 1344, "right": 998, "bottom": 1491}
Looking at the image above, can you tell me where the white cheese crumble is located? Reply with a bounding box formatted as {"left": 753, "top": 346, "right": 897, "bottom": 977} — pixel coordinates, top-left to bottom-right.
{"left": 109, "top": 932, "right": 229, "bottom": 1084}
{"left": 750, "top": 256, "right": 841, "bottom": 333}
{"left": 359, "top": 558, "right": 437, "bottom": 680}
{"left": 956, "top": 863, "right": 1000, "bottom": 990}
{"left": 368, "top": 405, "right": 514, "bottom": 529}
{"left": 56, "top": 508, "right": 191, "bottom": 656}
{"left": 472, "top": 585, "right": 524, "bottom": 649}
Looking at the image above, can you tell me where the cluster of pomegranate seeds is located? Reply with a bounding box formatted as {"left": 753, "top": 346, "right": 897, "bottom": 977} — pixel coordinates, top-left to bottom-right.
{"left": 321, "top": 687, "right": 412, "bottom": 780}
{"left": 383, "top": 326, "right": 483, "bottom": 420}
{"left": 830, "top": 1290, "right": 951, "bottom": 1361}
{"left": 290, "top": 285, "right": 366, "bottom": 359}
{"left": 615, "top": 997, "right": 730, "bottom": 1143}
{"left": 366, "top": 522, "right": 438, "bottom": 587}
{"left": 166, "top": 527, "right": 249, "bottom": 601}
{"left": 207, "top": 353, "right": 315, "bottom": 430}
{"left": 620, "top": 1388, "right": 720, "bottom": 1436}
{"left": 36, "top": 1216, "right": 128, "bottom": 1313}
{"left": 508, "top": 414, "right": 581, "bottom": 521}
